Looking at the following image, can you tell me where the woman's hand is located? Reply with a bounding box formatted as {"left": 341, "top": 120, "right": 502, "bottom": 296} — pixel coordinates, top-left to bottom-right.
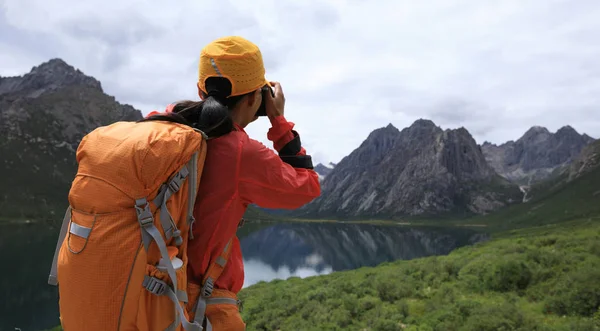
{"left": 266, "top": 81, "right": 285, "bottom": 120}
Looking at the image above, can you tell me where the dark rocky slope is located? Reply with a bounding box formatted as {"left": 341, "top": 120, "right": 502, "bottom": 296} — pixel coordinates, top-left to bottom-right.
{"left": 481, "top": 126, "right": 595, "bottom": 185}
{"left": 296, "top": 120, "right": 522, "bottom": 219}
{"left": 0, "top": 59, "right": 143, "bottom": 219}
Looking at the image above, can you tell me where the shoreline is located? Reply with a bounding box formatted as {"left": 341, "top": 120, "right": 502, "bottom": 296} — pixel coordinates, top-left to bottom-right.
{"left": 1, "top": 215, "right": 490, "bottom": 229}
{"left": 247, "top": 217, "right": 489, "bottom": 229}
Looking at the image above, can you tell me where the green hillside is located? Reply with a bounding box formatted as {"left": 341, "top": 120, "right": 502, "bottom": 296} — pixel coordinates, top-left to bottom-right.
{"left": 238, "top": 219, "right": 600, "bottom": 331}
{"left": 234, "top": 158, "right": 600, "bottom": 330}
{"left": 469, "top": 154, "right": 600, "bottom": 231}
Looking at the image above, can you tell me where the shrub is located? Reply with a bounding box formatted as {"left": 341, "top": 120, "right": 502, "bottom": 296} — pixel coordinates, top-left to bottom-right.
{"left": 373, "top": 319, "right": 403, "bottom": 331}
{"left": 544, "top": 267, "right": 600, "bottom": 317}
{"left": 459, "top": 255, "right": 533, "bottom": 292}
{"left": 375, "top": 275, "right": 415, "bottom": 302}
{"left": 462, "top": 302, "right": 524, "bottom": 331}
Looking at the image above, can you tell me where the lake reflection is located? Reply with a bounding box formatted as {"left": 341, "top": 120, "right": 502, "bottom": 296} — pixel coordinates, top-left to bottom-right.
{"left": 0, "top": 221, "right": 486, "bottom": 331}
{"left": 239, "top": 222, "right": 487, "bottom": 288}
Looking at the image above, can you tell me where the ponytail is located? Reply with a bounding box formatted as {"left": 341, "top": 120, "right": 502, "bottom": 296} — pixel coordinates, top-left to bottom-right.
{"left": 196, "top": 96, "right": 234, "bottom": 138}
{"left": 140, "top": 77, "right": 248, "bottom": 139}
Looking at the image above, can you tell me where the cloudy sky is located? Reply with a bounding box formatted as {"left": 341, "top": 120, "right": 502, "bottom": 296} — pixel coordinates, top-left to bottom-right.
{"left": 1, "top": 0, "right": 599, "bottom": 164}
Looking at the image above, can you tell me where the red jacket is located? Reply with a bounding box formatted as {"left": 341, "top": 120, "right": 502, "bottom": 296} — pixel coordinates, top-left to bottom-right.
{"left": 186, "top": 115, "right": 321, "bottom": 293}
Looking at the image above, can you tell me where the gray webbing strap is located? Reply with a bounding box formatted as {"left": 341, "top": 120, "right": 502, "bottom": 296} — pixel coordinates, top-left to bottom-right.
{"left": 155, "top": 185, "right": 176, "bottom": 241}
{"left": 136, "top": 198, "right": 179, "bottom": 292}
{"left": 48, "top": 206, "right": 72, "bottom": 286}
{"left": 69, "top": 221, "right": 91, "bottom": 238}
{"left": 187, "top": 152, "right": 199, "bottom": 239}
{"left": 206, "top": 297, "right": 240, "bottom": 306}
{"left": 177, "top": 290, "right": 188, "bottom": 303}
{"left": 152, "top": 165, "right": 189, "bottom": 246}
{"left": 192, "top": 293, "right": 241, "bottom": 330}
{"left": 193, "top": 236, "right": 239, "bottom": 330}
{"left": 143, "top": 276, "right": 202, "bottom": 331}
{"left": 215, "top": 256, "right": 226, "bottom": 267}
{"left": 193, "top": 296, "right": 212, "bottom": 331}
{"left": 136, "top": 199, "right": 201, "bottom": 331}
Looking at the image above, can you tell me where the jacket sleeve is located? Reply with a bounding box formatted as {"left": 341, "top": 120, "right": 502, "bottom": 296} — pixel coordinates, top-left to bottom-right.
{"left": 238, "top": 116, "right": 321, "bottom": 209}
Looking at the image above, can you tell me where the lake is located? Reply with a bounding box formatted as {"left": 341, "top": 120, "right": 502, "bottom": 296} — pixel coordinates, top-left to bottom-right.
{"left": 0, "top": 220, "right": 487, "bottom": 331}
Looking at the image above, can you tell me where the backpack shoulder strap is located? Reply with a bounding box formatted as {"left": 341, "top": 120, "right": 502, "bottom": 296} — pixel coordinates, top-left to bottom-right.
{"left": 192, "top": 236, "right": 235, "bottom": 329}
{"left": 200, "top": 237, "right": 234, "bottom": 297}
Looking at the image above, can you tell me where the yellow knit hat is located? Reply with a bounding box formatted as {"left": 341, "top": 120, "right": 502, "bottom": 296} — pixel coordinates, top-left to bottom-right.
{"left": 198, "top": 36, "right": 270, "bottom": 97}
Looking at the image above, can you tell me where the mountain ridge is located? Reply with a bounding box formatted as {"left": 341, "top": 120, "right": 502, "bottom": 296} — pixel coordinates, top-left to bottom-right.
{"left": 1, "top": 58, "right": 596, "bottom": 223}
{"left": 0, "top": 58, "right": 143, "bottom": 219}
{"left": 296, "top": 118, "right": 523, "bottom": 219}
{"left": 481, "top": 125, "right": 595, "bottom": 185}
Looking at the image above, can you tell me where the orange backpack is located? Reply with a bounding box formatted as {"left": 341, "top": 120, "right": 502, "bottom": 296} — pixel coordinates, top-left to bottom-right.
{"left": 48, "top": 119, "right": 212, "bottom": 330}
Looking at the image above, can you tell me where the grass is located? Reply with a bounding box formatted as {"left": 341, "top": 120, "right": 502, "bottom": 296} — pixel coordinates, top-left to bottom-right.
{"left": 467, "top": 165, "right": 600, "bottom": 231}
{"left": 238, "top": 218, "right": 600, "bottom": 330}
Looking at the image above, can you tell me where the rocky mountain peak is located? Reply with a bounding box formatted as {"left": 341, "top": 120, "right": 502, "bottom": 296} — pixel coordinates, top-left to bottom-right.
{"left": 520, "top": 125, "right": 551, "bottom": 144}
{"left": 568, "top": 140, "right": 600, "bottom": 181}
{"left": 582, "top": 134, "right": 595, "bottom": 144}
{"left": 402, "top": 118, "right": 443, "bottom": 139}
{"left": 0, "top": 58, "right": 102, "bottom": 97}
{"left": 370, "top": 123, "right": 399, "bottom": 137}
{"left": 298, "top": 119, "right": 520, "bottom": 219}
{"left": 1, "top": 58, "right": 142, "bottom": 219}
{"left": 314, "top": 163, "right": 336, "bottom": 181}
{"left": 481, "top": 125, "right": 595, "bottom": 184}
{"left": 555, "top": 125, "right": 581, "bottom": 140}
{"left": 411, "top": 118, "right": 437, "bottom": 129}
{"left": 353, "top": 124, "right": 401, "bottom": 167}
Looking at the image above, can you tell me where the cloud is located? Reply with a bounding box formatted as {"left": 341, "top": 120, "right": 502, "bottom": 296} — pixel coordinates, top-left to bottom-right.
{"left": 1, "top": 0, "right": 600, "bottom": 164}
{"left": 242, "top": 259, "right": 333, "bottom": 289}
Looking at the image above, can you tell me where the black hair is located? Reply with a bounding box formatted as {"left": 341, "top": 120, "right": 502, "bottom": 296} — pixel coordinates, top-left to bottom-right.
{"left": 139, "top": 77, "right": 252, "bottom": 139}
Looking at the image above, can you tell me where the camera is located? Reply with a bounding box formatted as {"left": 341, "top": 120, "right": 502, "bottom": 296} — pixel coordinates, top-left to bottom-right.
{"left": 256, "top": 85, "right": 275, "bottom": 117}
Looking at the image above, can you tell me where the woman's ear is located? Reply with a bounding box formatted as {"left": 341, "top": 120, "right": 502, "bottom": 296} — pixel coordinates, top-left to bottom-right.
{"left": 247, "top": 88, "right": 262, "bottom": 108}
{"left": 246, "top": 89, "right": 257, "bottom": 107}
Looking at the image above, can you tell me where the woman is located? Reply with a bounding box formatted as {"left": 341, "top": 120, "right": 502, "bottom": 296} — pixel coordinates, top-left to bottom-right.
{"left": 147, "top": 36, "right": 321, "bottom": 330}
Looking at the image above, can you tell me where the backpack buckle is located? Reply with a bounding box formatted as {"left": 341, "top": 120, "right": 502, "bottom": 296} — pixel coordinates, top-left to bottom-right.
{"left": 135, "top": 199, "right": 154, "bottom": 227}
{"left": 168, "top": 167, "right": 188, "bottom": 193}
{"left": 202, "top": 278, "right": 214, "bottom": 297}
{"left": 168, "top": 179, "right": 181, "bottom": 193}
{"left": 143, "top": 276, "right": 168, "bottom": 296}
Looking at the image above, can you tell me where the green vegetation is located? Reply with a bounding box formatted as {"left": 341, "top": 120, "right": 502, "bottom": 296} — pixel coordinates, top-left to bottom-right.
{"left": 233, "top": 165, "right": 600, "bottom": 330}
{"left": 238, "top": 219, "right": 600, "bottom": 330}
{"left": 468, "top": 165, "right": 600, "bottom": 231}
